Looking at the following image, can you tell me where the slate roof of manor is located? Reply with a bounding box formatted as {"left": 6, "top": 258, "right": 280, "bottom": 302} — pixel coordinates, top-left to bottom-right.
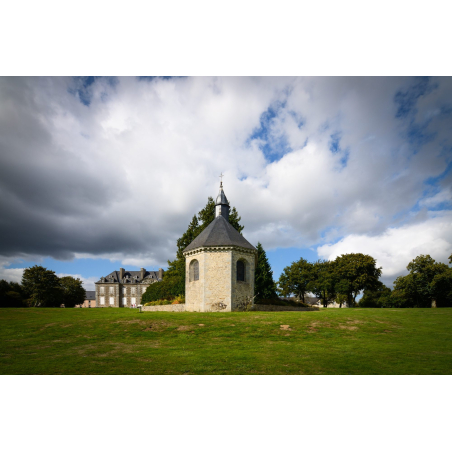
{"left": 183, "top": 215, "right": 256, "bottom": 253}
{"left": 85, "top": 291, "right": 96, "bottom": 300}
{"left": 95, "top": 270, "right": 161, "bottom": 284}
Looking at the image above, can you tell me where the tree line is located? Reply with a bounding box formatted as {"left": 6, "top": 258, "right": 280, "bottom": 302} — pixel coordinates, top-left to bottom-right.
{"left": 278, "top": 252, "right": 452, "bottom": 308}
{"left": 0, "top": 266, "right": 86, "bottom": 308}
{"left": 360, "top": 253, "right": 452, "bottom": 308}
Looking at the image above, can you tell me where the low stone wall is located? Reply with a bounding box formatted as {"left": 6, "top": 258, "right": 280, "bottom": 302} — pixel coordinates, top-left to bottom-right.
{"left": 140, "top": 304, "right": 318, "bottom": 312}
{"left": 251, "top": 305, "right": 319, "bottom": 312}
{"left": 141, "top": 304, "right": 186, "bottom": 312}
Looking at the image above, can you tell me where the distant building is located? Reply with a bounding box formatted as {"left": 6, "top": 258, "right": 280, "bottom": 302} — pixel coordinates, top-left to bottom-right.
{"left": 304, "top": 296, "right": 348, "bottom": 308}
{"left": 95, "top": 268, "right": 164, "bottom": 308}
{"left": 79, "top": 290, "right": 96, "bottom": 308}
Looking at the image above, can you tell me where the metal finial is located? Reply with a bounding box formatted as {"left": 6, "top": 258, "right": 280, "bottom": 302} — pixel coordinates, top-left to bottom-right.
{"left": 219, "top": 172, "right": 224, "bottom": 187}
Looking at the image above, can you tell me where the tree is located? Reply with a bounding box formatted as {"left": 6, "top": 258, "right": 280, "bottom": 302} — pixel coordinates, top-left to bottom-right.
{"left": 392, "top": 254, "right": 452, "bottom": 307}
{"left": 163, "top": 197, "right": 244, "bottom": 298}
{"left": 60, "top": 276, "right": 86, "bottom": 308}
{"left": 254, "top": 242, "right": 277, "bottom": 299}
{"left": 0, "top": 280, "right": 25, "bottom": 307}
{"left": 21, "top": 265, "right": 63, "bottom": 307}
{"left": 307, "top": 260, "right": 337, "bottom": 308}
{"left": 278, "top": 258, "right": 313, "bottom": 302}
{"left": 334, "top": 253, "right": 382, "bottom": 307}
{"left": 359, "top": 281, "right": 392, "bottom": 308}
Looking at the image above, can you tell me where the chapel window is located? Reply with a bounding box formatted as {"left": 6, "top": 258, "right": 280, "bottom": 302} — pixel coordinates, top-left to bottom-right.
{"left": 189, "top": 260, "right": 199, "bottom": 282}
{"left": 237, "top": 260, "right": 245, "bottom": 282}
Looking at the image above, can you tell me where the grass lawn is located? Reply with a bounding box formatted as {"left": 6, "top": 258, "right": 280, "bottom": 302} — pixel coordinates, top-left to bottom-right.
{"left": 1, "top": 307, "right": 451, "bottom": 374}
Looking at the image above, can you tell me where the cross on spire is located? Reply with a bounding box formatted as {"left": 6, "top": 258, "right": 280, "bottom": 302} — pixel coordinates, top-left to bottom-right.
{"left": 219, "top": 172, "right": 224, "bottom": 187}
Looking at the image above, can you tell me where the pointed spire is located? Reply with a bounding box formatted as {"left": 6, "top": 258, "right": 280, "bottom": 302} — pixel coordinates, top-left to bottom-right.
{"left": 215, "top": 177, "right": 229, "bottom": 221}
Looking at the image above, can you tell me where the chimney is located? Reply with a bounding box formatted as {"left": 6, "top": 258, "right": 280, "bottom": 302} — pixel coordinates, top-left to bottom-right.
{"left": 119, "top": 268, "right": 125, "bottom": 280}
{"left": 140, "top": 267, "right": 145, "bottom": 280}
{"left": 158, "top": 268, "right": 164, "bottom": 280}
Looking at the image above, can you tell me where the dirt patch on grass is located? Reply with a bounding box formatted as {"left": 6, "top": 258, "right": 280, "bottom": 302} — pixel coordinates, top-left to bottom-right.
{"left": 177, "top": 325, "right": 194, "bottom": 332}
{"left": 307, "top": 321, "right": 332, "bottom": 333}
{"left": 142, "top": 321, "right": 176, "bottom": 332}
{"left": 337, "top": 325, "right": 358, "bottom": 331}
{"left": 280, "top": 325, "right": 292, "bottom": 331}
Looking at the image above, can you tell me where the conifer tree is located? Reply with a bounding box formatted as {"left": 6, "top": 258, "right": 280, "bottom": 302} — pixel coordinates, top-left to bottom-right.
{"left": 254, "top": 242, "right": 277, "bottom": 299}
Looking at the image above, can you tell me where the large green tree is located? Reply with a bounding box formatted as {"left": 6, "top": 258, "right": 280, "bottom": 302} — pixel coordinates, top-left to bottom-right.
{"left": 334, "top": 253, "right": 382, "bottom": 307}
{"left": 359, "top": 281, "right": 392, "bottom": 308}
{"left": 154, "top": 197, "right": 244, "bottom": 298}
{"left": 254, "top": 242, "right": 277, "bottom": 299}
{"left": 60, "top": 276, "right": 86, "bottom": 308}
{"left": 278, "top": 257, "right": 313, "bottom": 302}
{"left": 307, "top": 260, "right": 337, "bottom": 308}
{"left": 392, "top": 254, "right": 452, "bottom": 307}
{"left": 21, "top": 265, "right": 63, "bottom": 307}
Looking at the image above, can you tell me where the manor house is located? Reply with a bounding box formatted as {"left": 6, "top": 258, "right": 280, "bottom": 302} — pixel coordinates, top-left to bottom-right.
{"left": 95, "top": 268, "right": 163, "bottom": 307}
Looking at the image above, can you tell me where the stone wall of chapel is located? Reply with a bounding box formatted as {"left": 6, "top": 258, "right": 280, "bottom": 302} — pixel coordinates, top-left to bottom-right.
{"left": 185, "top": 253, "right": 205, "bottom": 312}
{"left": 231, "top": 250, "right": 256, "bottom": 310}
{"left": 203, "top": 251, "right": 232, "bottom": 312}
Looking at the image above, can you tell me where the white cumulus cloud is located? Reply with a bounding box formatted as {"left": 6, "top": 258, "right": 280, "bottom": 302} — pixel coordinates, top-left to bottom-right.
{"left": 317, "top": 211, "right": 452, "bottom": 286}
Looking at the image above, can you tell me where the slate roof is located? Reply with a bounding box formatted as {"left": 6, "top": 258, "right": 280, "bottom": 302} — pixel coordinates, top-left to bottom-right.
{"left": 304, "top": 297, "right": 321, "bottom": 305}
{"left": 85, "top": 291, "right": 96, "bottom": 300}
{"left": 183, "top": 215, "right": 256, "bottom": 253}
{"left": 95, "top": 270, "right": 161, "bottom": 284}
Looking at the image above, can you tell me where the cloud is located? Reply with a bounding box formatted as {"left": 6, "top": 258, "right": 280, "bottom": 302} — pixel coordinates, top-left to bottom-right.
{"left": 0, "top": 76, "right": 451, "bottom": 281}
{"left": 57, "top": 273, "right": 99, "bottom": 291}
{"left": 317, "top": 212, "right": 452, "bottom": 286}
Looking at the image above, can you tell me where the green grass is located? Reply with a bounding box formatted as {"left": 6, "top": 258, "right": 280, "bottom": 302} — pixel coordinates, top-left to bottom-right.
{"left": 1, "top": 307, "right": 451, "bottom": 374}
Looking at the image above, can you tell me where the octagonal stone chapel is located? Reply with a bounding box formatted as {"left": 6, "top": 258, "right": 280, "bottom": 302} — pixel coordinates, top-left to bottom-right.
{"left": 183, "top": 182, "right": 257, "bottom": 312}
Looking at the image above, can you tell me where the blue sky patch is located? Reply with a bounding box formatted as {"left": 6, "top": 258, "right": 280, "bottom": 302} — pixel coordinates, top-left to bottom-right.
{"left": 248, "top": 102, "right": 292, "bottom": 163}
{"left": 394, "top": 76, "right": 438, "bottom": 118}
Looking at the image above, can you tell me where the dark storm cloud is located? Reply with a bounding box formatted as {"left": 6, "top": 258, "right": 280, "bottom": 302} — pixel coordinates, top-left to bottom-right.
{"left": 0, "top": 77, "right": 175, "bottom": 264}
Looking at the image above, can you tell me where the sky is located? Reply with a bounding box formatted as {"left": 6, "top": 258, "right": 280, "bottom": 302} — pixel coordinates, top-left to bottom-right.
{"left": 0, "top": 76, "right": 451, "bottom": 290}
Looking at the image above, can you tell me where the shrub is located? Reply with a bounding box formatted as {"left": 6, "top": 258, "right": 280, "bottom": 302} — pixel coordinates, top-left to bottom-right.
{"left": 143, "top": 299, "right": 174, "bottom": 306}
{"left": 171, "top": 295, "right": 185, "bottom": 305}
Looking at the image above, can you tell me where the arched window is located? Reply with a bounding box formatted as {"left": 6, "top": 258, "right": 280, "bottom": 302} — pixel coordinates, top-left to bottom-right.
{"left": 237, "top": 260, "right": 245, "bottom": 282}
{"left": 189, "top": 259, "right": 199, "bottom": 282}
